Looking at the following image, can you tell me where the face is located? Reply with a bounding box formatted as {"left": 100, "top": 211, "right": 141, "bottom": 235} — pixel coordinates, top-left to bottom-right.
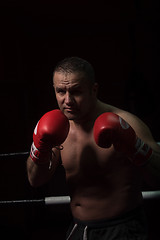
{"left": 53, "top": 71, "right": 98, "bottom": 122}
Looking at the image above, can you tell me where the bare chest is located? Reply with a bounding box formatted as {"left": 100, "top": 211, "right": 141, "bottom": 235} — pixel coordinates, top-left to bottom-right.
{"left": 60, "top": 128, "right": 141, "bottom": 203}
{"left": 60, "top": 131, "right": 119, "bottom": 179}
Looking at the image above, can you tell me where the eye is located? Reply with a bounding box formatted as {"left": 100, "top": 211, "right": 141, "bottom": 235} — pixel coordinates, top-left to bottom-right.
{"left": 70, "top": 89, "right": 82, "bottom": 96}
{"left": 56, "top": 88, "right": 66, "bottom": 95}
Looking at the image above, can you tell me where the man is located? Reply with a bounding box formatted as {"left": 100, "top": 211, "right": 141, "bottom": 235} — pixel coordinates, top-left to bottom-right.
{"left": 27, "top": 57, "right": 160, "bottom": 239}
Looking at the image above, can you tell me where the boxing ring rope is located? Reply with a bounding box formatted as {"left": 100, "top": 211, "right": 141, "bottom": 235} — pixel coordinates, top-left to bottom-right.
{"left": 0, "top": 151, "right": 160, "bottom": 206}
{"left": 0, "top": 192, "right": 160, "bottom": 207}
{"left": 0, "top": 151, "right": 29, "bottom": 157}
{"left": 0, "top": 196, "right": 70, "bottom": 206}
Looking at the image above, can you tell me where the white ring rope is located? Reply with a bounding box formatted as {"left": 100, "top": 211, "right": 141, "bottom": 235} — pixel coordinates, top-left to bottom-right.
{"left": 45, "top": 196, "right": 71, "bottom": 205}
{"left": 0, "top": 151, "right": 160, "bottom": 205}
{"left": 0, "top": 151, "right": 29, "bottom": 157}
{"left": 0, "top": 191, "right": 160, "bottom": 206}
{"left": 142, "top": 190, "right": 160, "bottom": 200}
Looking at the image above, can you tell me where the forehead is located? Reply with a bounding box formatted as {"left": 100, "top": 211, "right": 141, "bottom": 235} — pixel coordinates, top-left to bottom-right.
{"left": 53, "top": 71, "right": 87, "bottom": 87}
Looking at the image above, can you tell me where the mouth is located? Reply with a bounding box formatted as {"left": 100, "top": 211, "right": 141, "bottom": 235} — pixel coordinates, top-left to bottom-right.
{"left": 64, "top": 108, "right": 75, "bottom": 113}
{"left": 63, "top": 107, "right": 80, "bottom": 120}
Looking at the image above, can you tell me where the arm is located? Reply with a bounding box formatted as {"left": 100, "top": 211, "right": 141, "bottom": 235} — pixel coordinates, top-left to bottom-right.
{"left": 120, "top": 112, "right": 160, "bottom": 188}
{"left": 142, "top": 146, "right": 160, "bottom": 188}
{"left": 26, "top": 109, "right": 69, "bottom": 187}
{"left": 26, "top": 148, "right": 60, "bottom": 187}
{"left": 130, "top": 116, "right": 160, "bottom": 188}
{"left": 93, "top": 112, "right": 160, "bottom": 188}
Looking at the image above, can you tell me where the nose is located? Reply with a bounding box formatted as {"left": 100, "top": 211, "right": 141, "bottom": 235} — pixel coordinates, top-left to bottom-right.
{"left": 65, "top": 92, "right": 74, "bottom": 106}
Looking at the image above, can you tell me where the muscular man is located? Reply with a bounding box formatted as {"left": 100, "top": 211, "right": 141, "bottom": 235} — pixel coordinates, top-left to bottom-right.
{"left": 27, "top": 57, "right": 160, "bottom": 239}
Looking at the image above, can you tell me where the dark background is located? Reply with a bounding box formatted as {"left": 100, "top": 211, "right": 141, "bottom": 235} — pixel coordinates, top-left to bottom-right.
{"left": 0, "top": 0, "right": 160, "bottom": 239}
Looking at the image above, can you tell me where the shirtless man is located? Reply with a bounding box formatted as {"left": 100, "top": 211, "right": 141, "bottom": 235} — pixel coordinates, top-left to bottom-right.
{"left": 27, "top": 57, "right": 160, "bottom": 239}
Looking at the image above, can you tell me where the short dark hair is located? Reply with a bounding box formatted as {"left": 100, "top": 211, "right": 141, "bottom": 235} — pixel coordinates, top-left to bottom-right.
{"left": 53, "top": 57, "right": 95, "bottom": 85}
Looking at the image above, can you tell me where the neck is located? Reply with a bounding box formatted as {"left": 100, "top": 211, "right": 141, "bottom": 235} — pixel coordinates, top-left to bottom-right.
{"left": 70, "top": 99, "right": 100, "bottom": 131}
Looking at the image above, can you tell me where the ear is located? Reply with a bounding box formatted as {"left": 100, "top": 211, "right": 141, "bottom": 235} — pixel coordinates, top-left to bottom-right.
{"left": 92, "top": 82, "right": 99, "bottom": 97}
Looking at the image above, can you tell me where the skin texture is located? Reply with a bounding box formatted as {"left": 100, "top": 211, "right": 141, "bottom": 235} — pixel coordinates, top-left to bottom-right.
{"left": 27, "top": 70, "right": 160, "bottom": 221}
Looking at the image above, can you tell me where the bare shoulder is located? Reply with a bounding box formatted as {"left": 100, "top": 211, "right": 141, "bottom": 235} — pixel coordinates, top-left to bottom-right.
{"left": 114, "top": 107, "right": 150, "bottom": 134}
{"left": 98, "top": 101, "right": 159, "bottom": 151}
{"left": 111, "top": 106, "right": 160, "bottom": 152}
{"left": 98, "top": 102, "right": 150, "bottom": 136}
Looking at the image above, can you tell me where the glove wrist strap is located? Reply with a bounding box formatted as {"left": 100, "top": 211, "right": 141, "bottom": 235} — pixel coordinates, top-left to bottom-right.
{"left": 130, "top": 138, "right": 153, "bottom": 166}
{"left": 30, "top": 142, "right": 52, "bottom": 165}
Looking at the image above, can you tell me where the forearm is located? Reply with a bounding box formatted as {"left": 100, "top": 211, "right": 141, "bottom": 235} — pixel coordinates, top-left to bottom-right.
{"left": 27, "top": 151, "right": 59, "bottom": 187}
{"left": 27, "top": 109, "right": 69, "bottom": 187}
{"left": 140, "top": 150, "right": 160, "bottom": 188}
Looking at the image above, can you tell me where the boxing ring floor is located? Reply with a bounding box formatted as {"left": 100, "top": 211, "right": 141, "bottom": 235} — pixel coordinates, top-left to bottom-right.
{"left": 0, "top": 151, "right": 160, "bottom": 239}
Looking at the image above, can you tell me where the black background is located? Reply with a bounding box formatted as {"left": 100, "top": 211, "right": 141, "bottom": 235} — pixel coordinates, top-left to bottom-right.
{"left": 0, "top": 0, "right": 160, "bottom": 239}
{"left": 1, "top": 0, "right": 160, "bottom": 153}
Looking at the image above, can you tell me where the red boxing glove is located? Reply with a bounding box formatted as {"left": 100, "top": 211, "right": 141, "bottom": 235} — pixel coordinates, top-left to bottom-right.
{"left": 30, "top": 109, "right": 69, "bottom": 165}
{"left": 93, "top": 112, "right": 152, "bottom": 166}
